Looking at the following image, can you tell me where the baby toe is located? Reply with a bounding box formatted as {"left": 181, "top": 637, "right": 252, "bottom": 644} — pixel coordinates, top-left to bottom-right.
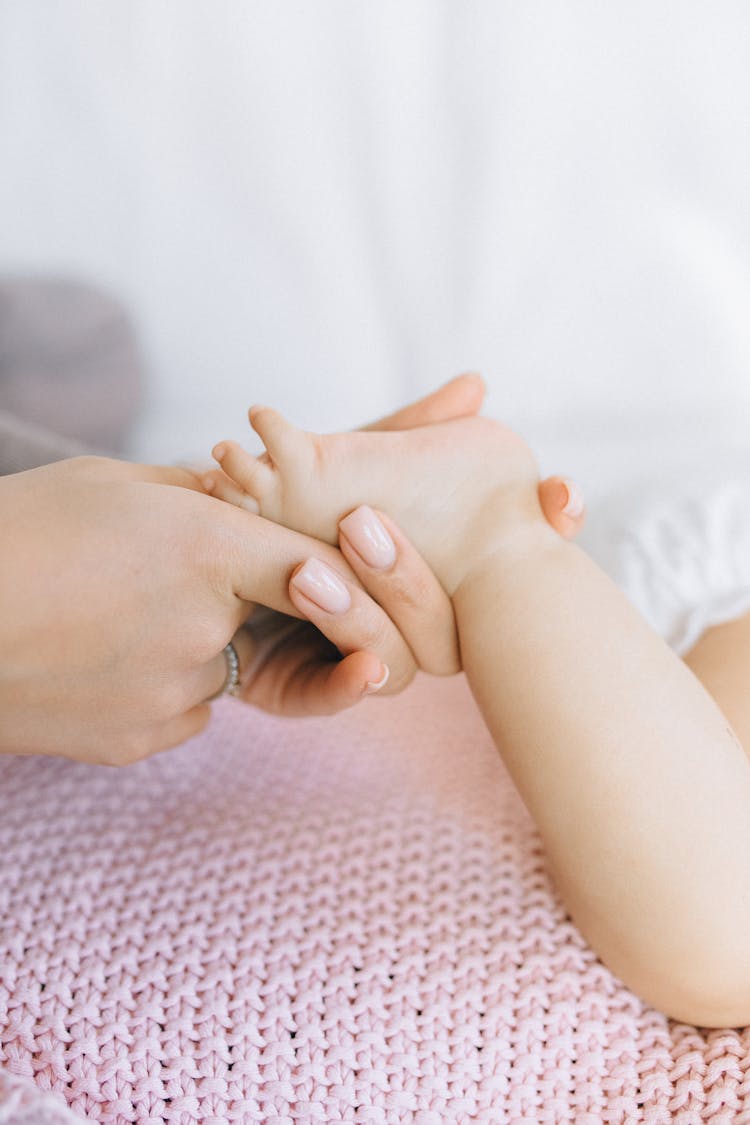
{"left": 202, "top": 467, "right": 260, "bottom": 513}
{"left": 248, "top": 405, "right": 305, "bottom": 469}
{"left": 212, "top": 439, "right": 274, "bottom": 503}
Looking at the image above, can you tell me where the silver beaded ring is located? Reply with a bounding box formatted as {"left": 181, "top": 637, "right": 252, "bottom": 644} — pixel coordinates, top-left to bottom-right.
{"left": 208, "top": 640, "right": 241, "bottom": 700}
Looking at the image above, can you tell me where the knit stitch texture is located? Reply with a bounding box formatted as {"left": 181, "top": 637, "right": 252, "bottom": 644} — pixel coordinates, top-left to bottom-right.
{"left": 1, "top": 675, "right": 749, "bottom": 1124}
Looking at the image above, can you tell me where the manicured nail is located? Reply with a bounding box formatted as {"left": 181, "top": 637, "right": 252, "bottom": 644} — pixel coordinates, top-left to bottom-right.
{"left": 339, "top": 506, "right": 397, "bottom": 570}
{"left": 363, "top": 664, "right": 390, "bottom": 694}
{"left": 562, "top": 480, "right": 585, "bottom": 519}
{"left": 291, "top": 558, "right": 352, "bottom": 614}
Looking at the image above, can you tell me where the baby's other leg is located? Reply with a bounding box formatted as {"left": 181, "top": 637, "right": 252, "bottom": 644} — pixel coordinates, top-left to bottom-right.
{"left": 683, "top": 610, "right": 750, "bottom": 763}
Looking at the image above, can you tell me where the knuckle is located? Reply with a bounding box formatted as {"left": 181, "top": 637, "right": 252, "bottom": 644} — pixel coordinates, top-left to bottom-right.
{"left": 138, "top": 676, "right": 195, "bottom": 723}
{"left": 159, "top": 680, "right": 193, "bottom": 717}
{"left": 366, "top": 567, "right": 460, "bottom": 676}
{"left": 422, "top": 646, "right": 461, "bottom": 677}
{"left": 185, "top": 628, "right": 227, "bottom": 668}
{"left": 128, "top": 739, "right": 159, "bottom": 764}
{"left": 381, "top": 566, "right": 434, "bottom": 612}
{"left": 95, "top": 735, "right": 149, "bottom": 767}
{"left": 354, "top": 612, "right": 395, "bottom": 656}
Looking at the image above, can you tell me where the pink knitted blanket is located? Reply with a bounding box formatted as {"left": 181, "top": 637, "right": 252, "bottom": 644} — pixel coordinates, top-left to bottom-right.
{"left": 1, "top": 674, "right": 748, "bottom": 1123}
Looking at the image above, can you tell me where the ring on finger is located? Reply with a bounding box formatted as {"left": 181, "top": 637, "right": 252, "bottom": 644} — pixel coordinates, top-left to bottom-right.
{"left": 207, "top": 640, "right": 242, "bottom": 700}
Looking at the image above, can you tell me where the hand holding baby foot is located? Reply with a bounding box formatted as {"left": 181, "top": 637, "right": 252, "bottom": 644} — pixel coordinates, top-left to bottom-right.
{"left": 200, "top": 377, "right": 491, "bottom": 713}
{"left": 251, "top": 478, "right": 584, "bottom": 708}
{"left": 201, "top": 376, "right": 585, "bottom": 712}
{"left": 211, "top": 404, "right": 555, "bottom": 593}
{"left": 203, "top": 372, "right": 585, "bottom": 545}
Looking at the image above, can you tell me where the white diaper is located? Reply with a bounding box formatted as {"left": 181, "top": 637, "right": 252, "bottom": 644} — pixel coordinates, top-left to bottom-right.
{"left": 580, "top": 465, "right": 750, "bottom": 656}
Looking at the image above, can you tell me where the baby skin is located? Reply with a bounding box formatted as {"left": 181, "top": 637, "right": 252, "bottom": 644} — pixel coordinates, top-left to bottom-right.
{"left": 211, "top": 408, "right": 750, "bottom": 1028}
{"left": 212, "top": 407, "right": 541, "bottom": 595}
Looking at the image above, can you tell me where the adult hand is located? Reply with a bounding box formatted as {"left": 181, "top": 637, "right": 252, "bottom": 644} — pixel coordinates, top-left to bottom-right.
{"left": 0, "top": 455, "right": 379, "bottom": 763}
{"left": 0, "top": 376, "right": 585, "bottom": 763}
{"left": 203, "top": 374, "right": 492, "bottom": 716}
{"left": 0, "top": 375, "right": 494, "bottom": 761}
{"left": 217, "top": 374, "right": 586, "bottom": 715}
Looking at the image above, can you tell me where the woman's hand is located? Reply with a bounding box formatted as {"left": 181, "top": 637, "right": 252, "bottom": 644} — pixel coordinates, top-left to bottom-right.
{"left": 0, "top": 376, "right": 585, "bottom": 763}
{"left": 223, "top": 374, "right": 586, "bottom": 714}
{"left": 235, "top": 481, "right": 585, "bottom": 717}
{"left": 0, "top": 454, "right": 385, "bottom": 763}
{"left": 0, "top": 449, "right": 470, "bottom": 759}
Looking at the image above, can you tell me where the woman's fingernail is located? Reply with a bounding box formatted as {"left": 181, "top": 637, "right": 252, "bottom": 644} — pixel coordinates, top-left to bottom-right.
{"left": 291, "top": 558, "right": 352, "bottom": 614}
{"left": 339, "top": 506, "right": 397, "bottom": 570}
{"left": 562, "top": 480, "right": 585, "bottom": 518}
{"left": 363, "top": 664, "right": 390, "bottom": 694}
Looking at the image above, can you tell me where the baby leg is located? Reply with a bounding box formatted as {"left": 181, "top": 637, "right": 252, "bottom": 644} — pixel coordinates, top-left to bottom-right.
{"left": 212, "top": 407, "right": 750, "bottom": 1024}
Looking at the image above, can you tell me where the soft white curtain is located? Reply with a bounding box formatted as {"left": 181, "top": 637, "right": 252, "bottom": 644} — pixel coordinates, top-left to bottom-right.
{"left": 1, "top": 1, "right": 749, "bottom": 491}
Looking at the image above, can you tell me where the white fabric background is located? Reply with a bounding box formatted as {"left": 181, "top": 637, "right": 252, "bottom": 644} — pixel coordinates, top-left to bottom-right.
{"left": 1, "top": 1, "right": 749, "bottom": 498}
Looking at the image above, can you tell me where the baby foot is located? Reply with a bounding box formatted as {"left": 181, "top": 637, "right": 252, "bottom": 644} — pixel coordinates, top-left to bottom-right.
{"left": 209, "top": 406, "right": 544, "bottom": 593}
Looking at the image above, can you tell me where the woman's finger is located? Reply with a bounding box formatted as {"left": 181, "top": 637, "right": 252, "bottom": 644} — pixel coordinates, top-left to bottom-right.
{"left": 287, "top": 557, "right": 418, "bottom": 694}
{"left": 337, "top": 506, "right": 460, "bottom": 676}
{"left": 179, "top": 624, "right": 259, "bottom": 708}
{"left": 235, "top": 612, "right": 393, "bottom": 716}
{"left": 361, "top": 372, "right": 486, "bottom": 432}
{"left": 267, "top": 648, "right": 391, "bottom": 717}
{"left": 71, "top": 455, "right": 209, "bottom": 491}
{"left": 538, "top": 475, "right": 586, "bottom": 540}
{"left": 134, "top": 704, "right": 213, "bottom": 761}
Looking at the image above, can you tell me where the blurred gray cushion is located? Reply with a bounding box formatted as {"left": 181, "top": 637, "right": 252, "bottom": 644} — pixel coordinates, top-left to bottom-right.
{"left": 0, "top": 277, "right": 143, "bottom": 473}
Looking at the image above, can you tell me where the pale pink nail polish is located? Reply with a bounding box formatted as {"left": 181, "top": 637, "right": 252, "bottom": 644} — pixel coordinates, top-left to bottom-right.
{"left": 562, "top": 480, "right": 585, "bottom": 518}
{"left": 363, "top": 664, "right": 390, "bottom": 694}
{"left": 291, "top": 558, "right": 352, "bottom": 614}
{"left": 339, "top": 506, "right": 397, "bottom": 570}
